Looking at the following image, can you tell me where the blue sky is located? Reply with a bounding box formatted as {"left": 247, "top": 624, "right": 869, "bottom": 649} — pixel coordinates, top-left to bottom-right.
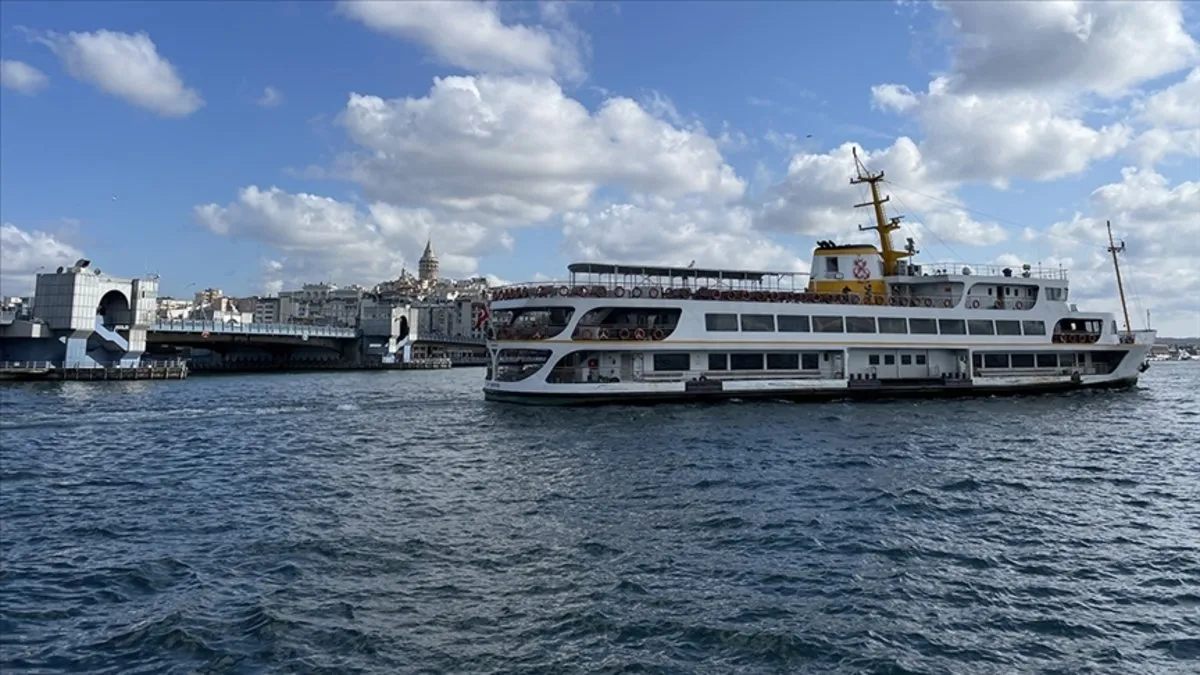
{"left": 1, "top": 1, "right": 1198, "bottom": 334}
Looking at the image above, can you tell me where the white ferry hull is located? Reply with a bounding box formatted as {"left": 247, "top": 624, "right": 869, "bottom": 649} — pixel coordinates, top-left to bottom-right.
{"left": 483, "top": 371, "right": 1144, "bottom": 406}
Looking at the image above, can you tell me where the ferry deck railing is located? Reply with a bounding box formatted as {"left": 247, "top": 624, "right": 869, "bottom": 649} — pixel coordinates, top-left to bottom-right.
{"left": 896, "top": 262, "right": 1068, "bottom": 280}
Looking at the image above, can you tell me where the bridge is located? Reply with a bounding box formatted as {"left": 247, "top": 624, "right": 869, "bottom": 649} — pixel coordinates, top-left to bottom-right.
{"left": 145, "top": 320, "right": 486, "bottom": 371}
{"left": 149, "top": 321, "right": 484, "bottom": 346}
{"left": 1, "top": 260, "right": 489, "bottom": 373}
{"left": 151, "top": 320, "right": 359, "bottom": 339}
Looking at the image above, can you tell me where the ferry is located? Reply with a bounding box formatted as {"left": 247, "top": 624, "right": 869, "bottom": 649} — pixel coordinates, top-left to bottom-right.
{"left": 481, "top": 151, "right": 1155, "bottom": 405}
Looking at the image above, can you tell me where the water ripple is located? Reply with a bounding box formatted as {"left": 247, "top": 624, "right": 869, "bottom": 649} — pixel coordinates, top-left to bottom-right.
{"left": 1, "top": 364, "right": 1198, "bottom": 673}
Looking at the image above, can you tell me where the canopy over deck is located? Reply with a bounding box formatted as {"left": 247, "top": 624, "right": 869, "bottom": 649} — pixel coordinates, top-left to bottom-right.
{"left": 567, "top": 262, "right": 808, "bottom": 282}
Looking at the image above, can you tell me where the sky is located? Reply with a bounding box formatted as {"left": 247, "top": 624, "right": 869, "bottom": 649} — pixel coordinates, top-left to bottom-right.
{"left": 0, "top": 0, "right": 1197, "bottom": 336}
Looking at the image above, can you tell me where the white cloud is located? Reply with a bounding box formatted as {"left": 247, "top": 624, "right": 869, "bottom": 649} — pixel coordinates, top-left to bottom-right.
{"left": 871, "top": 83, "right": 918, "bottom": 112}
{"left": 935, "top": 0, "right": 1199, "bottom": 99}
{"left": 756, "top": 138, "right": 1006, "bottom": 251}
{"left": 0, "top": 223, "right": 85, "bottom": 295}
{"left": 257, "top": 86, "right": 283, "bottom": 108}
{"left": 1034, "top": 167, "right": 1200, "bottom": 336}
{"left": 0, "top": 60, "right": 48, "bottom": 95}
{"left": 335, "top": 74, "right": 744, "bottom": 224}
{"left": 866, "top": 3, "right": 1199, "bottom": 183}
{"left": 1137, "top": 67, "right": 1200, "bottom": 128}
{"left": 34, "top": 29, "right": 203, "bottom": 117}
{"left": 194, "top": 186, "right": 507, "bottom": 288}
{"left": 562, "top": 198, "right": 808, "bottom": 273}
{"left": 872, "top": 77, "right": 1130, "bottom": 187}
{"left": 337, "top": 0, "right": 586, "bottom": 82}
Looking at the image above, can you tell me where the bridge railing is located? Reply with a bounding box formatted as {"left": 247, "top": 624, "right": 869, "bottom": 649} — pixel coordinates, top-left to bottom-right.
{"left": 151, "top": 320, "right": 358, "bottom": 339}
{"left": 418, "top": 332, "right": 487, "bottom": 346}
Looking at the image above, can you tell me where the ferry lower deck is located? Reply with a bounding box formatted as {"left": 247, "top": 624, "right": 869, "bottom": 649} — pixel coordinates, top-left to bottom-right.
{"left": 481, "top": 341, "right": 1154, "bottom": 406}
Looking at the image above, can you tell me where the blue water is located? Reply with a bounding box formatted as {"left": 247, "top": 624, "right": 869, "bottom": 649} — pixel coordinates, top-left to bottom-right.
{"left": 2, "top": 364, "right": 1198, "bottom": 674}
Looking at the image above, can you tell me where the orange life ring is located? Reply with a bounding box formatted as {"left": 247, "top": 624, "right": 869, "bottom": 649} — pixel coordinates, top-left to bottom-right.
{"left": 614, "top": 287, "right": 626, "bottom": 298}
{"left": 887, "top": 296, "right": 897, "bottom": 306}
{"left": 943, "top": 299, "right": 952, "bottom": 308}
{"left": 649, "top": 288, "right": 661, "bottom": 299}
{"left": 558, "top": 286, "right": 569, "bottom": 296}
{"left": 923, "top": 298, "right": 933, "bottom": 307}
{"left": 634, "top": 328, "right": 646, "bottom": 340}
{"left": 652, "top": 328, "right": 664, "bottom": 340}
{"left": 632, "top": 288, "right": 643, "bottom": 298}
{"left": 598, "top": 329, "right": 609, "bottom": 340}
{"left": 618, "top": 328, "right": 631, "bottom": 340}
{"left": 1015, "top": 301, "right": 1023, "bottom": 309}
{"left": 873, "top": 296, "right": 885, "bottom": 305}
{"left": 970, "top": 299, "right": 980, "bottom": 309}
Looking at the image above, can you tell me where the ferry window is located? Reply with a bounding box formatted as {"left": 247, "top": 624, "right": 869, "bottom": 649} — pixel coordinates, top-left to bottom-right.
{"left": 987, "top": 287, "right": 993, "bottom": 296}
{"left": 845, "top": 316, "right": 876, "bottom": 333}
{"left": 1036, "top": 354, "right": 1056, "bottom": 368}
{"left": 968, "top": 320, "right": 995, "bottom": 335}
{"left": 1022, "top": 321, "right": 1046, "bottom": 335}
{"left": 825, "top": 257, "right": 840, "bottom": 274}
{"left": 801, "top": 353, "right": 819, "bottom": 370}
{"left": 741, "top": 314, "right": 775, "bottom": 332}
{"left": 983, "top": 353, "right": 1008, "bottom": 368}
{"left": 653, "top": 353, "right": 691, "bottom": 371}
{"left": 812, "top": 316, "right": 844, "bottom": 332}
{"left": 909, "top": 318, "right": 938, "bottom": 334}
{"left": 884, "top": 354, "right": 895, "bottom": 365}
{"left": 495, "top": 349, "right": 552, "bottom": 381}
{"left": 777, "top": 315, "right": 810, "bottom": 332}
{"left": 730, "top": 353, "right": 764, "bottom": 370}
{"left": 973, "top": 354, "right": 982, "bottom": 369}
{"left": 901, "top": 354, "right": 912, "bottom": 365}
{"left": 868, "top": 354, "right": 881, "bottom": 366}
{"left": 766, "top": 353, "right": 800, "bottom": 370}
{"left": 1011, "top": 353, "right": 1035, "bottom": 368}
{"left": 879, "top": 317, "right": 907, "bottom": 334}
{"left": 705, "top": 313, "right": 739, "bottom": 331}
{"left": 708, "top": 353, "right": 728, "bottom": 371}
{"left": 995, "top": 320, "right": 1022, "bottom": 336}
{"left": 939, "top": 319, "right": 966, "bottom": 335}
{"left": 915, "top": 354, "right": 927, "bottom": 365}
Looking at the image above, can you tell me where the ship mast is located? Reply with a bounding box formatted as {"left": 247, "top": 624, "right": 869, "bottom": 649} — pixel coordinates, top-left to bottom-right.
{"left": 850, "top": 147, "right": 912, "bottom": 276}
{"left": 1106, "top": 220, "right": 1133, "bottom": 338}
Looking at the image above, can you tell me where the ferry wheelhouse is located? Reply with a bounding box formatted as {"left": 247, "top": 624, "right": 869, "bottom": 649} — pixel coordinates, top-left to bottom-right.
{"left": 481, "top": 153, "right": 1155, "bottom": 405}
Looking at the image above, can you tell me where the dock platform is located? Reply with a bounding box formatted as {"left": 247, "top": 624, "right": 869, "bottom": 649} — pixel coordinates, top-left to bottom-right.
{"left": 0, "top": 361, "right": 188, "bottom": 381}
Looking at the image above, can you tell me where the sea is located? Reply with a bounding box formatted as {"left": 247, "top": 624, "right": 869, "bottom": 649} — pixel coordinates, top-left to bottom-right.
{"left": 1, "top": 363, "right": 1197, "bottom": 674}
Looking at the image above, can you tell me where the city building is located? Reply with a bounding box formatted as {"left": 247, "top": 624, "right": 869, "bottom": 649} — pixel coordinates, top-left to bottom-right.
{"left": 253, "top": 297, "right": 280, "bottom": 324}
{"left": 278, "top": 283, "right": 365, "bottom": 327}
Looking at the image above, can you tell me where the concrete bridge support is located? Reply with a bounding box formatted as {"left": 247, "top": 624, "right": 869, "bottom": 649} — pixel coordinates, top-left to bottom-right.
{"left": 30, "top": 262, "right": 157, "bottom": 367}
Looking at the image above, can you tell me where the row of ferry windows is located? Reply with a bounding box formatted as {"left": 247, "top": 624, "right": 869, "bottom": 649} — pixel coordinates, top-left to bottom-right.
{"left": 652, "top": 352, "right": 823, "bottom": 371}
{"left": 868, "top": 353, "right": 927, "bottom": 366}
{"left": 705, "top": 313, "right": 1047, "bottom": 336}
{"left": 974, "top": 352, "right": 1082, "bottom": 369}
